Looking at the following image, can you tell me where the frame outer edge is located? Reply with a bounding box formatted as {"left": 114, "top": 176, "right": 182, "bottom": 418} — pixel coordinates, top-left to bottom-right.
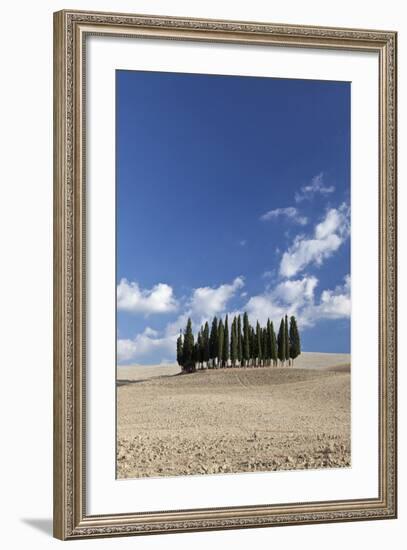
{"left": 388, "top": 30, "right": 397, "bottom": 518}
{"left": 394, "top": 31, "right": 398, "bottom": 519}
{"left": 53, "top": 10, "right": 68, "bottom": 541}
{"left": 53, "top": 9, "right": 397, "bottom": 539}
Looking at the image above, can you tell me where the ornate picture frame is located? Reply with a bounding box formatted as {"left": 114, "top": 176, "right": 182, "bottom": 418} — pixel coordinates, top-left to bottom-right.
{"left": 53, "top": 9, "right": 397, "bottom": 540}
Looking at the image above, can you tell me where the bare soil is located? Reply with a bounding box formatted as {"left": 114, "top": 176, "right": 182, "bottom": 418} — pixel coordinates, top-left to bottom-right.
{"left": 117, "top": 353, "right": 350, "bottom": 479}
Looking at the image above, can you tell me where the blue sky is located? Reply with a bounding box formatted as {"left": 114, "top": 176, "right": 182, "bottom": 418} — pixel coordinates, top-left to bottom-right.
{"left": 116, "top": 70, "right": 350, "bottom": 365}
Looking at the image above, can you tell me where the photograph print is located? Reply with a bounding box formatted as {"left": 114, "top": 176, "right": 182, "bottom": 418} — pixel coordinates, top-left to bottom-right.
{"left": 116, "top": 70, "right": 351, "bottom": 480}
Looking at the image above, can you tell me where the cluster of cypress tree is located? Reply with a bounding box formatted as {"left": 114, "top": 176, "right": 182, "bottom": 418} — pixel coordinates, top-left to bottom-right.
{"left": 176, "top": 313, "right": 301, "bottom": 373}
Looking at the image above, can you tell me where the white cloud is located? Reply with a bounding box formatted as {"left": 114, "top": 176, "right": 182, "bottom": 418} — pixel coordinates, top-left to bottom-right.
{"left": 245, "top": 275, "right": 317, "bottom": 326}
{"left": 117, "top": 278, "right": 178, "bottom": 314}
{"left": 117, "top": 338, "right": 138, "bottom": 363}
{"left": 260, "top": 206, "right": 307, "bottom": 225}
{"left": 239, "top": 239, "right": 247, "bottom": 247}
{"left": 314, "top": 207, "right": 348, "bottom": 239}
{"left": 273, "top": 276, "right": 318, "bottom": 304}
{"left": 280, "top": 234, "right": 342, "bottom": 278}
{"left": 280, "top": 203, "right": 350, "bottom": 278}
{"left": 245, "top": 294, "right": 285, "bottom": 327}
{"left": 304, "top": 275, "right": 351, "bottom": 322}
{"left": 295, "top": 173, "right": 335, "bottom": 202}
{"left": 189, "top": 276, "right": 244, "bottom": 317}
{"left": 244, "top": 275, "right": 350, "bottom": 329}
{"left": 164, "top": 312, "right": 191, "bottom": 338}
{"left": 117, "top": 327, "right": 177, "bottom": 364}
{"left": 143, "top": 326, "right": 159, "bottom": 337}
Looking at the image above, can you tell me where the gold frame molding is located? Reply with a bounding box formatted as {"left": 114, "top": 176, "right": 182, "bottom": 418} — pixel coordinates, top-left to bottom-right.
{"left": 53, "top": 9, "right": 397, "bottom": 540}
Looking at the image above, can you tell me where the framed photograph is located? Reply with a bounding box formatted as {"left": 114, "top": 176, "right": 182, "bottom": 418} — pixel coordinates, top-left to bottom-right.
{"left": 53, "top": 9, "right": 397, "bottom": 540}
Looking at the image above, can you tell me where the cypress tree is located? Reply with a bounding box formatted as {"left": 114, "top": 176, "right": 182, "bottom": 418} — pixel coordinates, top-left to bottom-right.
{"left": 250, "top": 325, "right": 256, "bottom": 366}
{"left": 284, "top": 314, "right": 290, "bottom": 365}
{"left": 256, "top": 321, "right": 262, "bottom": 366}
{"left": 176, "top": 331, "right": 184, "bottom": 368}
{"left": 230, "top": 317, "right": 238, "bottom": 367}
{"left": 203, "top": 321, "right": 210, "bottom": 368}
{"left": 266, "top": 320, "right": 272, "bottom": 366}
{"left": 193, "top": 342, "right": 199, "bottom": 371}
{"left": 277, "top": 318, "right": 285, "bottom": 366}
{"left": 230, "top": 318, "right": 235, "bottom": 366}
{"left": 197, "top": 330, "right": 203, "bottom": 369}
{"left": 200, "top": 328, "right": 205, "bottom": 367}
{"left": 243, "top": 312, "right": 250, "bottom": 367}
{"left": 183, "top": 318, "right": 195, "bottom": 372}
{"left": 269, "top": 320, "right": 277, "bottom": 366}
{"left": 176, "top": 315, "right": 300, "bottom": 372}
{"left": 218, "top": 319, "right": 224, "bottom": 367}
{"left": 223, "top": 314, "right": 230, "bottom": 367}
{"left": 209, "top": 316, "right": 218, "bottom": 368}
{"left": 263, "top": 326, "right": 269, "bottom": 366}
{"left": 237, "top": 314, "right": 243, "bottom": 367}
{"left": 289, "top": 315, "right": 301, "bottom": 366}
